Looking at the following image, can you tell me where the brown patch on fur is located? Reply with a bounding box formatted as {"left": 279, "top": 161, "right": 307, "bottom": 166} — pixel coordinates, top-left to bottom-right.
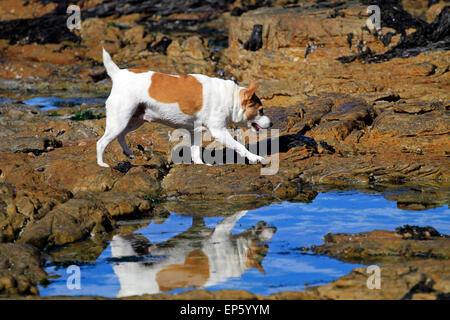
{"left": 245, "top": 242, "right": 266, "bottom": 274}
{"left": 128, "top": 68, "right": 149, "bottom": 74}
{"left": 244, "top": 103, "right": 262, "bottom": 121}
{"left": 240, "top": 81, "right": 262, "bottom": 120}
{"left": 156, "top": 250, "right": 210, "bottom": 292}
{"left": 149, "top": 73, "right": 203, "bottom": 115}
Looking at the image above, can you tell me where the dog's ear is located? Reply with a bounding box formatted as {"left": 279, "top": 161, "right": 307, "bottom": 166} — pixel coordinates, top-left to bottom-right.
{"left": 244, "top": 81, "right": 259, "bottom": 100}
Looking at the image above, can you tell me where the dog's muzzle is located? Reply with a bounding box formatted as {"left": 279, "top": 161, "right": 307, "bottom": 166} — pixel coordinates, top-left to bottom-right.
{"left": 249, "top": 115, "right": 272, "bottom": 133}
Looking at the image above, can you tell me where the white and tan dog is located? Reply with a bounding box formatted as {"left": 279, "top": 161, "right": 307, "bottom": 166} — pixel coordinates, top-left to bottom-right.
{"left": 97, "top": 49, "right": 272, "bottom": 167}
{"left": 110, "top": 211, "right": 276, "bottom": 297}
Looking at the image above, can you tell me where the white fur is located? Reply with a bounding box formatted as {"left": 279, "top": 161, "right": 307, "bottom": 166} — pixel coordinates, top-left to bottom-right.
{"left": 110, "top": 210, "right": 276, "bottom": 297}
{"left": 97, "top": 49, "right": 271, "bottom": 167}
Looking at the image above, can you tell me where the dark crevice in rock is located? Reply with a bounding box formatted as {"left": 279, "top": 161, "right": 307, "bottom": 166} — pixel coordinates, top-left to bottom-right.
{"left": 375, "top": 94, "right": 401, "bottom": 102}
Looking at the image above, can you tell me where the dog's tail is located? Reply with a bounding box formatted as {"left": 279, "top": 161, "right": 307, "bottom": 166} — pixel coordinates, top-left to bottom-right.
{"left": 102, "top": 48, "right": 120, "bottom": 79}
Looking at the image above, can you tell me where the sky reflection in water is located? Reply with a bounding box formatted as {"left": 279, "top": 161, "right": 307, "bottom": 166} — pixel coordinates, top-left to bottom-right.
{"left": 40, "top": 191, "right": 450, "bottom": 297}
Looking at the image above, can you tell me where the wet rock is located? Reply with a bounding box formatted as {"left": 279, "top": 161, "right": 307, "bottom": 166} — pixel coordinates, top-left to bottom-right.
{"left": 303, "top": 226, "right": 450, "bottom": 299}
{"left": 180, "top": 36, "right": 210, "bottom": 60}
{"left": 312, "top": 229, "right": 450, "bottom": 261}
{"left": 112, "top": 166, "right": 162, "bottom": 197}
{"left": 161, "top": 199, "right": 272, "bottom": 217}
{"left": 384, "top": 188, "right": 449, "bottom": 210}
{"left": 308, "top": 98, "right": 376, "bottom": 145}
{"left": 96, "top": 192, "right": 154, "bottom": 219}
{"left": 47, "top": 235, "right": 111, "bottom": 265}
{"left": 361, "top": 103, "right": 449, "bottom": 154}
{"left": 122, "top": 25, "right": 148, "bottom": 44}
{"left": 0, "top": 0, "right": 57, "bottom": 21}
{"left": 223, "top": 3, "right": 449, "bottom": 105}
{"left": 339, "top": 5, "right": 450, "bottom": 63}
{"left": 83, "top": 0, "right": 236, "bottom": 19}
{"left": 283, "top": 95, "right": 378, "bottom": 154}
{"left": 393, "top": 103, "right": 436, "bottom": 114}
{"left": 298, "top": 153, "right": 450, "bottom": 186}
{"left": 167, "top": 36, "right": 210, "bottom": 60}
{"left": 0, "top": 14, "right": 80, "bottom": 45}
{"left": 0, "top": 243, "right": 47, "bottom": 296}
{"left": 0, "top": 0, "right": 241, "bottom": 46}
{"left": 305, "top": 259, "right": 450, "bottom": 300}
{"left": 285, "top": 97, "right": 335, "bottom": 135}
{"left": 12, "top": 137, "right": 62, "bottom": 156}
{"left": 162, "top": 164, "right": 302, "bottom": 201}
{"left": 19, "top": 198, "right": 114, "bottom": 248}
{"left": 80, "top": 18, "right": 121, "bottom": 61}
{"left": 396, "top": 225, "right": 447, "bottom": 240}
{"left": 128, "top": 289, "right": 261, "bottom": 300}
{"left": 0, "top": 183, "right": 72, "bottom": 243}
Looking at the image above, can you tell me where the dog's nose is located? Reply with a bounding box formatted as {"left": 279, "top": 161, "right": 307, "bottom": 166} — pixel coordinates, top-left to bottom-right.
{"left": 269, "top": 122, "right": 273, "bottom": 127}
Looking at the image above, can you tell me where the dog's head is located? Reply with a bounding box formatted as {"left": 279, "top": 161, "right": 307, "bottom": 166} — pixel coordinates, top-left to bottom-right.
{"left": 239, "top": 81, "right": 272, "bottom": 133}
{"left": 243, "top": 221, "right": 277, "bottom": 274}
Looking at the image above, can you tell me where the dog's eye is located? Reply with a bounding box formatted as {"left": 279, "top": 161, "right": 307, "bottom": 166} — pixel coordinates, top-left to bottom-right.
{"left": 259, "top": 108, "right": 264, "bottom": 115}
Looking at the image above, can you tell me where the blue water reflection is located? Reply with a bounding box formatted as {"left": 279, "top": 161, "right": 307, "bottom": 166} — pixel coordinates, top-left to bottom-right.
{"left": 40, "top": 191, "right": 449, "bottom": 297}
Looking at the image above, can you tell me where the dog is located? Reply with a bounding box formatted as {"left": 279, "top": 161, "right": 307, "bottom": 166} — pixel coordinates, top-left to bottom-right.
{"left": 110, "top": 210, "right": 276, "bottom": 296}
{"left": 97, "top": 49, "right": 273, "bottom": 167}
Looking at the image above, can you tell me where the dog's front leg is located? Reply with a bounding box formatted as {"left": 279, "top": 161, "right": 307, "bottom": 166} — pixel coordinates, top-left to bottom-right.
{"left": 190, "top": 132, "right": 204, "bottom": 164}
{"left": 209, "top": 127, "right": 264, "bottom": 164}
{"left": 212, "top": 210, "right": 247, "bottom": 238}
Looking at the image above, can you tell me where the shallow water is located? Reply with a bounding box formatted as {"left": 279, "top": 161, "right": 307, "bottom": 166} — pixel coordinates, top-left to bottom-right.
{"left": 22, "top": 96, "right": 106, "bottom": 111}
{"left": 39, "top": 191, "right": 450, "bottom": 298}
{"left": 0, "top": 95, "right": 106, "bottom": 111}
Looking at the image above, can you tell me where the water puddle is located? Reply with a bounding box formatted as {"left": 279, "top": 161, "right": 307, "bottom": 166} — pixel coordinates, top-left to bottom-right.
{"left": 0, "top": 95, "right": 105, "bottom": 111}
{"left": 39, "top": 191, "right": 450, "bottom": 298}
{"left": 22, "top": 96, "right": 105, "bottom": 111}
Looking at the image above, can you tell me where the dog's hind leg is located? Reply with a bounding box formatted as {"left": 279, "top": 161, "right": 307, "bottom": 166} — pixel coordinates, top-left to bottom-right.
{"left": 97, "top": 102, "right": 136, "bottom": 168}
{"left": 118, "top": 118, "right": 145, "bottom": 159}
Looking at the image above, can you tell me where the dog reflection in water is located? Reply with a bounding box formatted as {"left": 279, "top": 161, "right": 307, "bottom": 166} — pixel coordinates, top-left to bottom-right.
{"left": 110, "top": 211, "right": 276, "bottom": 297}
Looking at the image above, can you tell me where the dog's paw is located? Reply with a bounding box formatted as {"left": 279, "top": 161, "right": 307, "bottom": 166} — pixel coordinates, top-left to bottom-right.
{"left": 247, "top": 154, "right": 265, "bottom": 164}
{"left": 98, "top": 162, "right": 110, "bottom": 168}
{"left": 123, "top": 152, "right": 135, "bottom": 160}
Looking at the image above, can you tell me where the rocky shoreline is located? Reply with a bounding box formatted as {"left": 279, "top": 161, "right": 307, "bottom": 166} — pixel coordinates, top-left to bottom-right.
{"left": 0, "top": 0, "right": 449, "bottom": 299}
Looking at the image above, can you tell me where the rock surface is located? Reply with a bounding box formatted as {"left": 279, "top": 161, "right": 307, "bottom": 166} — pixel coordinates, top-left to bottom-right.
{"left": 0, "top": 243, "right": 47, "bottom": 296}
{"left": 0, "top": 0, "right": 448, "bottom": 299}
